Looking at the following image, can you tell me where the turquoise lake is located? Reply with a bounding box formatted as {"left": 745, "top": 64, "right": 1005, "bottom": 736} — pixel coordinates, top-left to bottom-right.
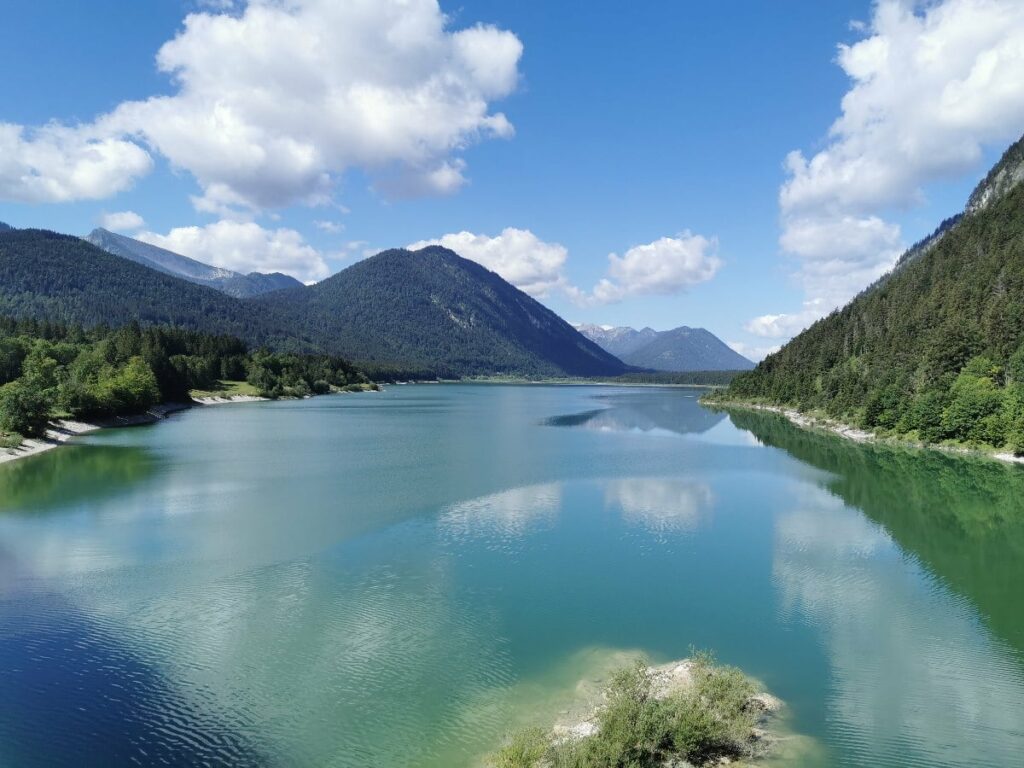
{"left": 1, "top": 384, "right": 1022, "bottom": 766}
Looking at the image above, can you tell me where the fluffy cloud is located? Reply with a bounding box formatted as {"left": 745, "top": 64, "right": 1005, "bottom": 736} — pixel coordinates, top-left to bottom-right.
{"left": 590, "top": 233, "right": 721, "bottom": 304}
{"left": 782, "top": 0, "right": 1024, "bottom": 219}
{"left": 137, "top": 220, "right": 330, "bottom": 282}
{"left": 104, "top": 0, "right": 521, "bottom": 210}
{"left": 1, "top": 0, "right": 522, "bottom": 211}
{"left": 0, "top": 123, "right": 151, "bottom": 203}
{"left": 760, "top": 0, "right": 1024, "bottom": 340}
{"left": 408, "top": 227, "right": 571, "bottom": 297}
{"left": 409, "top": 228, "right": 721, "bottom": 305}
{"left": 779, "top": 214, "right": 902, "bottom": 306}
{"left": 745, "top": 299, "right": 831, "bottom": 339}
{"left": 99, "top": 210, "right": 146, "bottom": 232}
{"left": 726, "top": 340, "right": 782, "bottom": 362}
{"left": 314, "top": 220, "right": 344, "bottom": 234}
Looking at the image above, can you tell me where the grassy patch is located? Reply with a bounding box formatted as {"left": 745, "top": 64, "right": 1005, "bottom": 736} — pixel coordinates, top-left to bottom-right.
{"left": 0, "top": 431, "right": 23, "bottom": 449}
{"left": 189, "top": 380, "right": 261, "bottom": 399}
{"left": 488, "top": 654, "right": 765, "bottom": 768}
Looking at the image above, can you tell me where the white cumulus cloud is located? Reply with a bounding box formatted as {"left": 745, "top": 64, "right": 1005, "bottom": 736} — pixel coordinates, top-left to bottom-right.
{"left": 0, "top": 123, "right": 151, "bottom": 204}
{"left": 99, "top": 210, "right": 146, "bottom": 232}
{"left": 759, "top": 0, "right": 1024, "bottom": 341}
{"left": 745, "top": 299, "right": 832, "bottom": 340}
{"left": 408, "top": 227, "right": 571, "bottom": 298}
{"left": 1, "top": 0, "right": 522, "bottom": 212}
{"left": 589, "top": 233, "right": 721, "bottom": 305}
{"left": 726, "top": 340, "right": 782, "bottom": 362}
{"left": 137, "top": 220, "right": 330, "bottom": 282}
{"left": 409, "top": 228, "right": 722, "bottom": 305}
{"left": 314, "top": 220, "right": 344, "bottom": 234}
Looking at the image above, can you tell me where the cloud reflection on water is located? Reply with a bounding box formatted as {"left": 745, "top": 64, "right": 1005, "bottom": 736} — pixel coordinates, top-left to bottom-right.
{"left": 772, "top": 484, "right": 1024, "bottom": 767}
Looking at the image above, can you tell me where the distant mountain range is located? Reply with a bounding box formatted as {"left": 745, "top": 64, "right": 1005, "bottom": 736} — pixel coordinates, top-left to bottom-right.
{"left": 0, "top": 222, "right": 11, "bottom": 232}
{"left": 576, "top": 324, "right": 753, "bottom": 371}
{"left": 85, "top": 228, "right": 302, "bottom": 298}
{"left": 0, "top": 228, "right": 627, "bottom": 379}
{"left": 724, "top": 132, "right": 1024, "bottom": 451}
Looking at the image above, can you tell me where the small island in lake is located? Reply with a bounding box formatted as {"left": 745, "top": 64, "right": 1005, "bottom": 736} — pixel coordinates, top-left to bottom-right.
{"left": 488, "top": 653, "right": 785, "bottom": 768}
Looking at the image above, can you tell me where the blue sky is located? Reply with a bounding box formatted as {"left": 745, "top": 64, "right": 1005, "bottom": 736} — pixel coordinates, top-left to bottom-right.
{"left": 2, "top": 0, "right": 1022, "bottom": 360}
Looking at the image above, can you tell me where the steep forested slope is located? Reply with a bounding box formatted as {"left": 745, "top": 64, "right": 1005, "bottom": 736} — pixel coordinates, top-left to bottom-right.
{"left": 723, "top": 134, "right": 1024, "bottom": 451}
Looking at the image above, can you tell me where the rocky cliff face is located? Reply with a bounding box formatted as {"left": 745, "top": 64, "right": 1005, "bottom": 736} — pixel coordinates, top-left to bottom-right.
{"left": 967, "top": 134, "right": 1024, "bottom": 214}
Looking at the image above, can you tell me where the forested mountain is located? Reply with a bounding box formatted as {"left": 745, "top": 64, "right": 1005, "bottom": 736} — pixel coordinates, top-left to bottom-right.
{"left": 86, "top": 228, "right": 302, "bottom": 298}
{"left": 722, "top": 133, "right": 1024, "bottom": 453}
{"left": 577, "top": 324, "right": 753, "bottom": 372}
{"left": 0, "top": 231, "right": 626, "bottom": 378}
{"left": 256, "top": 246, "right": 629, "bottom": 378}
{"left": 0, "top": 222, "right": 11, "bottom": 232}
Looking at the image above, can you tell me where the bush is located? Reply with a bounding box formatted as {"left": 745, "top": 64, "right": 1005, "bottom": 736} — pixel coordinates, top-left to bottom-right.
{"left": 0, "top": 381, "right": 52, "bottom": 437}
{"left": 488, "top": 654, "right": 763, "bottom": 768}
{"left": 942, "top": 361, "right": 1005, "bottom": 444}
{"left": 487, "top": 728, "right": 549, "bottom": 768}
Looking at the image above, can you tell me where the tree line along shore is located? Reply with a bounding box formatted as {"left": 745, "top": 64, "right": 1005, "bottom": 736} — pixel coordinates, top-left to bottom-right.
{"left": 0, "top": 316, "right": 376, "bottom": 451}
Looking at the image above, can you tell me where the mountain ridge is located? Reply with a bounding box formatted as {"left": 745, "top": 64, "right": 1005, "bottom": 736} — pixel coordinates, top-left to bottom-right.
{"left": 577, "top": 323, "right": 753, "bottom": 372}
{"left": 85, "top": 228, "right": 303, "bottom": 298}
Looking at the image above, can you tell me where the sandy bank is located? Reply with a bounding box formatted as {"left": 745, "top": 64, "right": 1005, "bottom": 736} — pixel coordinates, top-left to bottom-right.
{"left": 0, "top": 403, "right": 192, "bottom": 466}
{"left": 710, "top": 400, "right": 1024, "bottom": 467}
{"left": 0, "top": 419, "right": 102, "bottom": 465}
{"left": 191, "top": 394, "right": 269, "bottom": 405}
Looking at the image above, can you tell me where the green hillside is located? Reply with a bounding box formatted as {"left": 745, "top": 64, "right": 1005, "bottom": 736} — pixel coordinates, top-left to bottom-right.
{"left": 721, "top": 134, "right": 1024, "bottom": 454}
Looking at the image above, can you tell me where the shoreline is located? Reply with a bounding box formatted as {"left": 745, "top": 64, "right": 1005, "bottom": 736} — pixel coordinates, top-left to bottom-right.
{"left": 708, "top": 399, "right": 1024, "bottom": 467}
{"left": 0, "top": 395, "right": 267, "bottom": 467}
{"left": 447, "top": 378, "right": 725, "bottom": 389}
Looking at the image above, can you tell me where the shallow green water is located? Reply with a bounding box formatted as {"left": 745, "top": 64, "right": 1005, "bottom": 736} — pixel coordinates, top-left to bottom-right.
{"left": 0, "top": 385, "right": 1022, "bottom": 767}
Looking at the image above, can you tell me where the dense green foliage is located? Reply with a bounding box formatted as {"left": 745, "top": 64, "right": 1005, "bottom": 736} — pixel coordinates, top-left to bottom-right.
{"left": 721, "top": 138, "right": 1024, "bottom": 454}
{"left": 0, "top": 231, "right": 626, "bottom": 378}
{"left": 256, "top": 247, "right": 627, "bottom": 378}
{"left": 0, "top": 317, "right": 368, "bottom": 442}
{"left": 488, "top": 654, "right": 764, "bottom": 768}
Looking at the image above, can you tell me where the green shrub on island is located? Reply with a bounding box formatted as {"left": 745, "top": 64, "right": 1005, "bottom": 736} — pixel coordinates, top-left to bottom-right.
{"left": 488, "top": 654, "right": 767, "bottom": 768}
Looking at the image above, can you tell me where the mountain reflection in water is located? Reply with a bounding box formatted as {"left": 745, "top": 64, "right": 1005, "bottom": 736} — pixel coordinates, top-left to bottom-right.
{"left": 544, "top": 391, "right": 725, "bottom": 436}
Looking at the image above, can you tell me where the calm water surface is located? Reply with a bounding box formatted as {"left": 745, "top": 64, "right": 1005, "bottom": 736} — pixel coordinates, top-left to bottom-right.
{"left": 0, "top": 385, "right": 1022, "bottom": 767}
